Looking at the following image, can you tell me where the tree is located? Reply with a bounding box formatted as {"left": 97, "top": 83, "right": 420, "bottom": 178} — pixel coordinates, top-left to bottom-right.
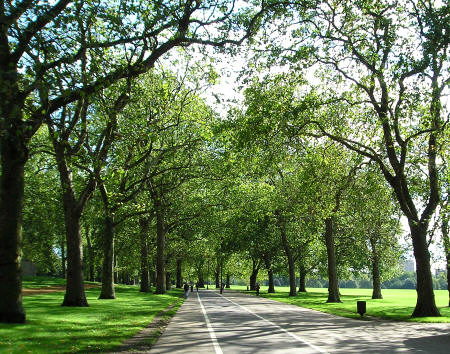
{"left": 0, "top": 0, "right": 271, "bottom": 323}
{"left": 22, "top": 130, "right": 65, "bottom": 275}
{"left": 259, "top": 0, "right": 448, "bottom": 316}
{"left": 343, "top": 165, "right": 404, "bottom": 299}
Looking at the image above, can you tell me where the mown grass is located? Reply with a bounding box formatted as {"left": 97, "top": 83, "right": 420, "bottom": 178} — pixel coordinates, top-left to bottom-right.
{"left": 0, "top": 279, "right": 183, "bottom": 353}
{"left": 230, "top": 285, "right": 450, "bottom": 323}
{"left": 22, "top": 275, "right": 68, "bottom": 288}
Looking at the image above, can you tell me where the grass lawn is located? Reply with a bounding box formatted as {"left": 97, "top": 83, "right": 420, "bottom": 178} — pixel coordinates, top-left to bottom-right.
{"left": 230, "top": 285, "right": 450, "bottom": 323}
{"left": 0, "top": 278, "right": 183, "bottom": 353}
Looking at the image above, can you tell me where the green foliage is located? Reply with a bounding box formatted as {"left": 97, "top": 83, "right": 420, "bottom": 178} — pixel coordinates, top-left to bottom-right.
{"left": 23, "top": 128, "right": 65, "bottom": 275}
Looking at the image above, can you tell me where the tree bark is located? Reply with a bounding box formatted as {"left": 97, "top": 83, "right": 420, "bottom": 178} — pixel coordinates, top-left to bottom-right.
{"left": 195, "top": 258, "right": 205, "bottom": 287}
{"left": 99, "top": 216, "right": 115, "bottom": 299}
{"left": 52, "top": 140, "right": 94, "bottom": 306}
{"left": 276, "top": 210, "right": 297, "bottom": 296}
{"left": 325, "top": 217, "right": 341, "bottom": 303}
{"left": 267, "top": 268, "right": 275, "bottom": 293}
{"left": 150, "top": 267, "right": 156, "bottom": 288}
{"left": 62, "top": 209, "right": 88, "bottom": 306}
{"left": 299, "top": 262, "right": 307, "bottom": 293}
{"left": 0, "top": 130, "right": 27, "bottom": 323}
{"left": 263, "top": 256, "right": 275, "bottom": 293}
{"left": 176, "top": 258, "right": 182, "bottom": 288}
{"left": 114, "top": 254, "right": 119, "bottom": 284}
{"left": 85, "top": 227, "right": 95, "bottom": 282}
{"left": 370, "top": 236, "right": 382, "bottom": 299}
{"left": 139, "top": 217, "right": 151, "bottom": 292}
{"left": 61, "top": 238, "right": 66, "bottom": 279}
{"left": 198, "top": 272, "right": 205, "bottom": 287}
{"left": 215, "top": 260, "right": 220, "bottom": 288}
{"left": 155, "top": 197, "right": 166, "bottom": 294}
{"left": 166, "top": 270, "right": 171, "bottom": 290}
{"left": 249, "top": 259, "right": 260, "bottom": 291}
{"left": 410, "top": 221, "right": 440, "bottom": 317}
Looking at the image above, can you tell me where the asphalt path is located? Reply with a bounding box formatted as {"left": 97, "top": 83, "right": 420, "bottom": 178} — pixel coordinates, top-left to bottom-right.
{"left": 149, "top": 290, "right": 450, "bottom": 354}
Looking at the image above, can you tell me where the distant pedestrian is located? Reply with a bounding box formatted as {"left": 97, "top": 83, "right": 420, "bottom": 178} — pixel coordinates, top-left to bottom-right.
{"left": 190, "top": 284, "right": 193, "bottom": 292}
{"left": 256, "top": 283, "right": 260, "bottom": 296}
{"left": 196, "top": 282, "right": 199, "bottom": 292}
{"left": 184, "top": 282, "right": 189, "bottom": 299}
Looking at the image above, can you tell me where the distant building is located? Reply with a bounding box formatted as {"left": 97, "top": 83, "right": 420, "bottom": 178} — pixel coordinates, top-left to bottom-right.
{"left": 435, "top": 269, "right": 446, "bottom": 278}
{"left": 403, "top": 259, "right": 415, "bottom": 272}
{"left": 21, "top": 259, "right": 37, "bottom": 276}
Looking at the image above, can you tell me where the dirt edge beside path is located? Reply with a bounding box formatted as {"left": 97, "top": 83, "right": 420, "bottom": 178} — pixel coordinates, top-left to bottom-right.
{"left": 22, "top": 284, "right": 101, "bottom": 296}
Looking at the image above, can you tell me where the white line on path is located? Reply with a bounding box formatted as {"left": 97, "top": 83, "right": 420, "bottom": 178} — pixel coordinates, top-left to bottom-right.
{"left": 197, "top": 291, "right": 223, "bottom": 354}
{"left": 217, "top": 293, "right": 329, "bottom": 354}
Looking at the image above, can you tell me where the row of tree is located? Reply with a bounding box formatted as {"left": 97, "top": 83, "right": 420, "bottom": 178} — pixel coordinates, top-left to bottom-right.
{"left": 1, "top": 0, "right": 449, "bottom": 323}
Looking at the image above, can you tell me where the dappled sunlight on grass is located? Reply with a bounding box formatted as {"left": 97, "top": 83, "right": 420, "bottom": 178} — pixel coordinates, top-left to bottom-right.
{"left": 231, "top": 285, "right": 450, "bottom": 323}
{"left": 0, "top": 283, "right": 183, "bottom": 353}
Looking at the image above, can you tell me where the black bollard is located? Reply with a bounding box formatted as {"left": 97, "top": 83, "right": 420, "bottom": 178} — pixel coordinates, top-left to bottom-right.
{"left": 357, "top": 301, "right": 366, "bottom": 317}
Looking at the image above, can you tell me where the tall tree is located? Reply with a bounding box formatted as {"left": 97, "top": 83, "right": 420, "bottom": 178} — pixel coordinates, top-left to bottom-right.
{"left": 0, "top": 0, "right": 271, "bottom": 322}
{"left": 256, "top": 0, "right": 448, "bottom": 317}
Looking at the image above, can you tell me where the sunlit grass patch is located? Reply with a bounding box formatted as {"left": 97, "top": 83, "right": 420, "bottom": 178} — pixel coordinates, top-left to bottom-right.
{"left": 0, "top": 281, "right": 183, "bottom": 353}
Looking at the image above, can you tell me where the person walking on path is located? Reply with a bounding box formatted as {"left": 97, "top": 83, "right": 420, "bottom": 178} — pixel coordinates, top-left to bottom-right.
{"left": 184, "top": 282, "right": 190, "bottom": 299}
{"left": 256, "top": 283, "right": 260, "bottom": 296}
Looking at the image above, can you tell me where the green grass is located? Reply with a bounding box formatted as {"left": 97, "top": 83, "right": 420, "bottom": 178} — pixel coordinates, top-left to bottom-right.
{"left": 0, "top": 279, "right": 183, "bottom": 353}
{"left": 22, "top": 276, "right": 67, "bottom": 289}
{"left": 230, "top": 285, "right": 450, "bottom": 323}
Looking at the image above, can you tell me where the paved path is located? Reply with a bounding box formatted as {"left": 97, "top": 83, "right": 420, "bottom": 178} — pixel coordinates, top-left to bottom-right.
{"left": 149, "top": 290, "right": 450, "bottom": 353}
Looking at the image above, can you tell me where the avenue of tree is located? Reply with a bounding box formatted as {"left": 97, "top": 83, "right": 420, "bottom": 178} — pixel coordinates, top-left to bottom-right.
{"left": 0, "top": 0, "right": 448, "bottom": 323}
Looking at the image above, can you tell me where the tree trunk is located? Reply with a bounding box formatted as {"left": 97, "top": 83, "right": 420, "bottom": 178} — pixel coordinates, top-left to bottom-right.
{"left": 215, "top": 260, "right": 220, "bottom": 288}
{"left": 370, "top": 236, "right": 382, "bottom": 299}
{"left": 155, "top": 198, "right": 166, "bottom": 294}
{"left": 249, "top": 259, "right": 260, "bottom": 291}
{"left": 166, "top": 270, "right": 171, "bottom": 290}
{"left": 263, "top": 256, "right": 275, "bottom": 293}
{"left": 299, "top": 263, "right": 307, "bottom": 293}
{"left": 410, "top": 221, "right": 440, "bottom": 317}
{"left": 325, "top": 217, "right": 341, "bottom": 303}
{"left": 62, "top": 210, "right": 88, "bottom": 306}
{"left": 150, "top": 267, "right": 156, "bottom": 287}
{"left": 176, "top": 258, "right": 182, "bottom": 288}
{"left": 277, "top": 211, "right": 297, "bottom": 296}
{"left": 114, "top": 254, "right": 119, "bottom": 284}
{"left": 196, "top": 259, "right": 205, "bottom": 287}
{"left": 0, "top": 132, "right": 27, "bottom": 323}
{"left": 267, "top": 268, "right": 275, "bottom": 293}
{"left": 226, "top": 274, "right": 230, "bottom": 288}
{"left": 198, "top": 272, "right": 205, "bottom": 287}
{"left": 139, "top": 217, "right": 150, "bottom": 292}
{"left": 99, "top": 216, "right": 115, "bottom": 299}
{"left": 53, "top": 143, "right": 94, "bottom": 307}
{"left": 85, "top": 227, "right": 94, "bottom": 282}
{"left": 61, "top": 238, "right": 66, "bottom": 279}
